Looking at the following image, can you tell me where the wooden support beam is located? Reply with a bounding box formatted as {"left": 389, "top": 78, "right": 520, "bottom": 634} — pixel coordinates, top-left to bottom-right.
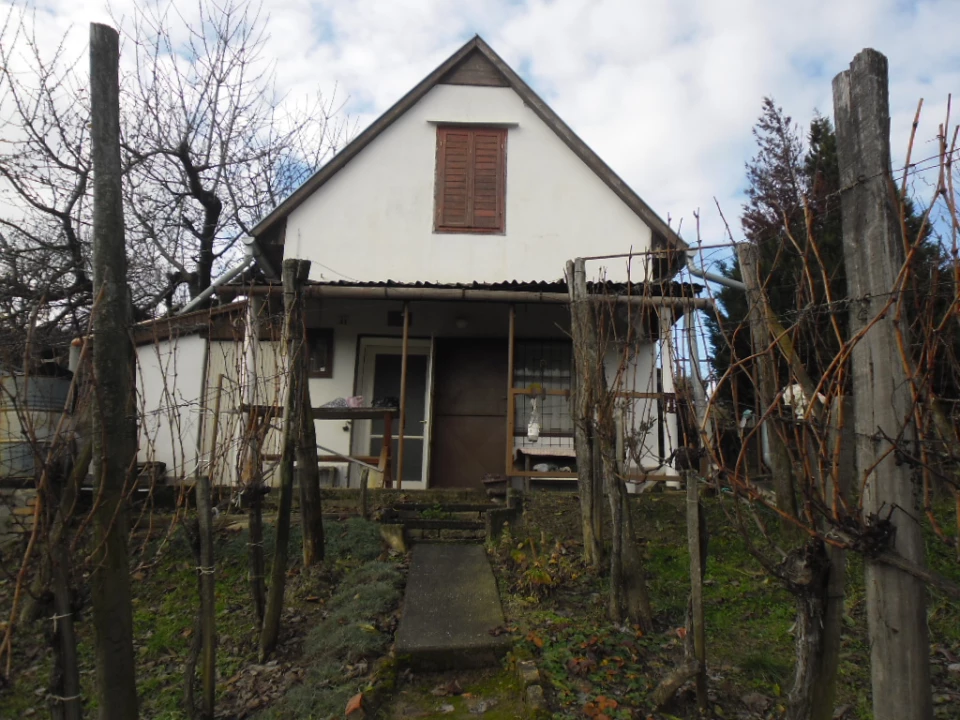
{"left": 397, "top": 302, "right": 411, "bottom": 489}
{"left": 383, "top": 410, "right": 393, "bottom": 488}
{"left": 231, "top": 283, "right": 715, "bottom": 310}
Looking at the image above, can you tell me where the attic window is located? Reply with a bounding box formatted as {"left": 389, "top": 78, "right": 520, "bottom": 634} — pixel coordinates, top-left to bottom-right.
{"left": 434, "top": 126, "right": 506, "bottom": 234}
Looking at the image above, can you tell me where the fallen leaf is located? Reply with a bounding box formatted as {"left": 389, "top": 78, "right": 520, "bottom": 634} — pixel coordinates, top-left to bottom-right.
{"left": 597, "top": 696, "right": 618, "bottom": 711}
{"left": 345, "top": 692, "right": 363, "bottom": 716}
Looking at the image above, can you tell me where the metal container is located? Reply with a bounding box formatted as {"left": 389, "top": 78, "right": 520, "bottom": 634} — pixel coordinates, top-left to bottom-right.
{"left": 0, "top": 374, "right": 71, "bottom": 479}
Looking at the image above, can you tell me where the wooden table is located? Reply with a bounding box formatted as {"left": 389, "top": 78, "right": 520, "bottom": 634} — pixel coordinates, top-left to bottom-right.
{"left": 242, "top": 404, "right": 399, "bottom": 487}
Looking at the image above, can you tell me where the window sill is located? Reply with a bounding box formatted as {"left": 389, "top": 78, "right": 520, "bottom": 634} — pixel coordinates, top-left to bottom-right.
{"left": 434, "top": 227, "right": 505, "bottom": 236}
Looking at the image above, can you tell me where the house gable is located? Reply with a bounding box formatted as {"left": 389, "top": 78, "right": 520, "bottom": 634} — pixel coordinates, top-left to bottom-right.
{"left": 258, "top": 38, "right": 684, "bottom": 284}
{"left": 439, "top": 49, "right": 509, "bottom": 87}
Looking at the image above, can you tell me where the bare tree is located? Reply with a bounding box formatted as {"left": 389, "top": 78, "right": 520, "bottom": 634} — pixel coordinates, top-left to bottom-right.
{"left": 118, "top": 0, "right": 347, "bottom": 306}
{"left": 0, "top": 0, "right": 347, "bottom": 348}
{"left": 0, "top": 9, "right": 97, "bottom": 349}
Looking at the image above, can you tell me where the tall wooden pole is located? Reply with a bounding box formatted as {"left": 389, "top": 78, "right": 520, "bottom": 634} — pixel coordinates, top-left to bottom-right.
{"left": 567, "top": 259, "right": 603, "bottom": 567}
{"left": 194, "top": 459, "right": 216, "bottom": 718}
{"left": 396, "top": 303, "right": 410, "bottom": 488}
{"left": 685, "top": 470, "right": 708, "bottom": 711}
{"left": 833, "top": 48, "right": 932, "bottom": 720}
{"left": 683, "top": 310, "right": 709, "bottom": 710}
{"left": 259, "top": 258, "right": 310, "bottom": 661}
{"left": 193, "top": 359, "right": 218, "bottom": 719}
{"left": 736, "top": 242, "right": 797, "bottom": 520}
{"left": 240, "top": 296, "right": 267, "bottom": 624}
{"left": 88, "top": 22, "right": 139, "bottom": 720}
{"left": 298, "top": 352, "right": 324, "bottom": 567}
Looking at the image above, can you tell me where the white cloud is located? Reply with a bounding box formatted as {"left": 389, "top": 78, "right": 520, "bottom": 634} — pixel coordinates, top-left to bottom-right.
{"left": 5, "top": 0, "right": 959, "bottom": 262}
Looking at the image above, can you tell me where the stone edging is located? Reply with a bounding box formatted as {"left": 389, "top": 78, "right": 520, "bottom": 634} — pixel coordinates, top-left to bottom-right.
{"left": 517, "top": 658, "right": 549, "bottom": 717}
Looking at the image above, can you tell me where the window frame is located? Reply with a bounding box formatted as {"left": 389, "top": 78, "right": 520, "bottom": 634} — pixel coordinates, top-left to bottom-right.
{"left": 433, "top": 125, "right": 507, "bottom": 235}
{"left": 306, "top": 328, "right": 334, "bottom": 379}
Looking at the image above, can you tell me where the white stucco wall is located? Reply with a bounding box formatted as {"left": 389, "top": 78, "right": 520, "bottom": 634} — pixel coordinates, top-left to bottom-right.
{"left": 201, "top": 340, "right": 243, "bottom": 487}
{"left": 283, "top": 84, "right": 656, "bottom": 284}
{"left": 136, "top": 334, "right": 207, "bottom": 477}
{"left": 133, "top": 299, "right": 675, "bottom": 487}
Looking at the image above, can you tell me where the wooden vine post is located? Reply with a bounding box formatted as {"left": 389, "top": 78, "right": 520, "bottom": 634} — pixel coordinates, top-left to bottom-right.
{"left": 736, "top": 242, "right": 797, "bottom": 522}
{"left": 566, "top": 258, "right": 603, "bottom": 568}
{"left": 298, "top": 338, "right": 324, "bottom": 567}
{"left": 259, "top": 258, "right": 310, "bottom": 661}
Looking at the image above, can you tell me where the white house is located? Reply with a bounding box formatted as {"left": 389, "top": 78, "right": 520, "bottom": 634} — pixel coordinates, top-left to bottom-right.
{"left": 133, "top": 36, "right": 702, "bottom": 491}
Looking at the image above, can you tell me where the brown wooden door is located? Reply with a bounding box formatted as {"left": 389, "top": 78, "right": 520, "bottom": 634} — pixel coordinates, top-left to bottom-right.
{"left": 430, "top": 339, "right": 508, "bottom": 489}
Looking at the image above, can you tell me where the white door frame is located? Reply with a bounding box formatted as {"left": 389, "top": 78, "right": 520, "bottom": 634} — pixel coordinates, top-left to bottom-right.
{"left": 353, "top": 337, "right": 433, "bottom": 489}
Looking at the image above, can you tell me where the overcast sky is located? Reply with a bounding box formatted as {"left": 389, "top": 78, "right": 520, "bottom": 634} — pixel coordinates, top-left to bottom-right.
{"left": 7, "top": 0, "right": 960, "bottom": 272}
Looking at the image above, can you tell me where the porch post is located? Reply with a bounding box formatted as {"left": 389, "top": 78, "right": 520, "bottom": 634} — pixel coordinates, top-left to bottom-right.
{"left": 505, "top": 304, "right": 516, "bottom": 484}
{"left": 659, "top": 306, "right": 679, "bottom": 477}
{"left": 240, "top": 296, "right": 264, "bottom": 485}
{"left": 684, "top": 308, "right": 713, "bottom": 477}
{"left": 397, "top": 302, "right": 411, "bottom": 489}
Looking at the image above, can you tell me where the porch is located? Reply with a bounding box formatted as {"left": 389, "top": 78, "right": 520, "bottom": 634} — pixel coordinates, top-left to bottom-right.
{"left": 232, "top": 280, "right": 703, "bottom": 492}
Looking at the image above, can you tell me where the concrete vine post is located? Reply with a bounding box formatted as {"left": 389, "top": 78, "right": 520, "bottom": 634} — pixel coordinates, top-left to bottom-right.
{"left": 259, "top": 258, "right": 310, "bottom": 661}
{"left": 88, "top": 22, "right": 139, "bottom": 719}
{"left": 833, "top": 48, "right": 932, "bottom": 720}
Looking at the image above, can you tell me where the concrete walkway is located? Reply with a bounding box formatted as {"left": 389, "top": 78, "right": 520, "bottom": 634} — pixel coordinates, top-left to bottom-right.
{"left": 395, "top": 544, "right": 512, "bottom": 670}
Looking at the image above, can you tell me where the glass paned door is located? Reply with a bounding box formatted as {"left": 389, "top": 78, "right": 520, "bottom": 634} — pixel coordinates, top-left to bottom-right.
{"left": 367, "top": 352, "right": 428, "bottom": 484}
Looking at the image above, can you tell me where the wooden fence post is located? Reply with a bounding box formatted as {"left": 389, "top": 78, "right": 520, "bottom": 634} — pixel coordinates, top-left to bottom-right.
{"left": 566, "top": 258, "right": 603, "bottom": 567}
{"left": 685, "top": 470, "right": 708, "bottom": 711}
{"left": 299, "top": 340, "right": 324, "bottom": 567}
{"left": 259, "top": 258, "right": 310, "bottom": 661}
{"left": 736, "top": 242, "right": 797, "bottom": 521}
{"left": 833, "top": 48, "right": 932, "bottom": 720}
{"left": 241, "top": 296, "right": 267, "bottom": 625}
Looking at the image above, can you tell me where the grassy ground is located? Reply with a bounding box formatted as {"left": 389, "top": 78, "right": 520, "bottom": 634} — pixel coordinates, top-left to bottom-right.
{"left": 0, "top": 515, "right": 393, "bottom": 719}
{"left": 2, "top": 490, "right": 957, "bottom": 719}
{"left": 381, "top": 667, "right": 526, "bottom": 719}
{"left": 497, "top": 490, "right": 960, "bottom": 720}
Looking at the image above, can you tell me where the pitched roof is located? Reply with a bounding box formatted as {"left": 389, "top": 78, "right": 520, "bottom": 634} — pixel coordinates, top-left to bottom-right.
{"left": 251, "top": 35, "right": 686, "bottom": 253}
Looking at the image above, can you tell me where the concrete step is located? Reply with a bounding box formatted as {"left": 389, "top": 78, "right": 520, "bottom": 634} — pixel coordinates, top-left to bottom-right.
{"left": 395, "top": 544, "right": 512, "bottom": 671}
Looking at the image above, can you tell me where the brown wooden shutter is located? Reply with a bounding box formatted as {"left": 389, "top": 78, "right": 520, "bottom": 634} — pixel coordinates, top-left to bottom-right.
{"left": 436, "top": 126, "right": 506, "bottom": 233}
